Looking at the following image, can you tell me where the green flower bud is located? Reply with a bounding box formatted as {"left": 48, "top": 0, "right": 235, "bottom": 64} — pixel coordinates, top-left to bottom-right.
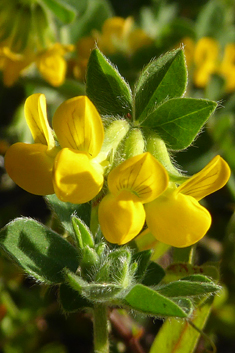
{"left": 123, "top": 127, "right": 145, "bottom": 159}
{"left": 108, "top": 249, "right": 133, "bottom": 288}
{"left": 101, "top": 119, "right": 130, "bottom": 155}
{"left": 81, "top": 246, "right": 100, "bottom": 280}
{"left": 146, "top": 131, "right": 185, "bottom": 182}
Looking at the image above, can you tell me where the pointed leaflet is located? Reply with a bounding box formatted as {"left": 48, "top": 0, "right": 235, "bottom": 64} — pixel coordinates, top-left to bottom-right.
{"left": 124, "top": 284, "right": 192, "bottom": 318}
{"left": 150, "top": 297, "right": 214, "bottom": 353}
{"left": 86, "top": 48, "right": 132, "bottom": 116}
{"left": 0, "top": 218, "right": 79, "bottom": 284}
{"left": 134, "top": 49, "right": 187, "bottom": 122}
{"left": 140, "top": 98, "right": 217, "bottom": 150}
{"left": 157, "top": 279, "right": 220, "bottom": 298}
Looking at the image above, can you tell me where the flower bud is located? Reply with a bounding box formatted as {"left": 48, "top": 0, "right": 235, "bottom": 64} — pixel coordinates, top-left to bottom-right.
{"left": 123, "top": 128, "right": 145, "bottom": 159}
{"left": 81, "top": 246, "right": 100, "bottom": 280}
{"left": 101, "top": 119, "right": 130, "bottom": 155}
{"left": 146, "top": 131, "right": 183, "bottom": 182}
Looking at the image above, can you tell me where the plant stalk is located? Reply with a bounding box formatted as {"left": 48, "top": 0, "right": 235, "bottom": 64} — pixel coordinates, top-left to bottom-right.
{"left": 93, "top": 304, "right": 109, "bottom": 353}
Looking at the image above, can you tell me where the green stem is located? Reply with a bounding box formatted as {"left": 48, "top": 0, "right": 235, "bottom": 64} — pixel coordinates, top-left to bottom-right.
{"left": 93, "top": 304, "right": 109, "bottom": 353}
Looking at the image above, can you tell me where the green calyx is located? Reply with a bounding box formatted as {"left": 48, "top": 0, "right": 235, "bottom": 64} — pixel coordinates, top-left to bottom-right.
{"left": 123, "top": 128, "right": 145, "bottom": 159}
{"left": 145, "top": 131, "right": 187, "bottom": 183}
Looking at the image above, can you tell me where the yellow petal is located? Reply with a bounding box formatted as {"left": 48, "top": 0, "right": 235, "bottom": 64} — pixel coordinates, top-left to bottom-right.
{"left": 2, "top": 50, "right": 32, "bottom": 87}
{"left": 177, "top": 155, "right": 230, "bottom": 201}
{"left": 98, "top": 190, "right": 146, "bottom": 245}
{"left": 220, "top": 44, "right": 235, "bottom": 92}
{"left": 145, "top": 191, "right": 211, "bottom": 247}
{"left": 36, "top": 52, "right": 66, "bottom": 87}
{"left": 194, "top": 37, "right": 219, "bottom": 66}
{"left": 53, "top": 148, "right": 104, "bottom": 204}
{"left": 194, "top": 37, "right": 219, "bottom": 87}
{"left": 24, "top": 93, "right": 55, "bottom": 149}
{"left": 53, "top": 96, "right": 104, "bottom": 157}
{"left": 108, "top": 152, "right": 168, "bottom": 203}
{"left": 4, "top": 142, "right": 54, "bottom": 195}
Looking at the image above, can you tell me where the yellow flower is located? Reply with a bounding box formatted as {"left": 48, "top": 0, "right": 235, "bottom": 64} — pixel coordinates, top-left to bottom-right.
{"left": 145, "top": 156, "right": 230, "bottom": 247}
{"left": 36, "top": 43, "right": 74, "bottom": 87}
{"left": 52, "top": 96, "right": 105, "bottom": 204}
{"left": 98, "top": 152, "right": 169, "bottom": 245}
{"left": 97, "top": 17, "right": 153, "bottom": 55}
{"left": 193, "top": 37, "right": 219, "bottom": 87}
{"left": 0, "top": 46, "right": 33, "bottom": 86}
{"left": 220, "top": 43, "right": 235, "bottom": 92}
{"left": 5, "top": 95, "right": 106, "bottom": 203}
{"left": 0, "top": 43, "right": 74, "bottom": 87}
{"left": 5, "top": 93, "right": 58, "bottom": 195}
{"left": 73, "top": 16, "right": 153, "bottom": 80}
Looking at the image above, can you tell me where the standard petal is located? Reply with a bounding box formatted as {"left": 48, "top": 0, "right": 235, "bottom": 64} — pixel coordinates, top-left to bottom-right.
{"left": 177, "top": 155, "right": 230, "bottom": 201}
{"left": 108, "top": 152, "right": 168, "bottom": 203}
{"left": 4, "top": 142, "right": 54, "bottom": 195}
{"left": 24, "top": 93, "right": 55, "bottom": 149}
{"left": 52, "top": 96, "right": 104, "bottom": 157}
{"left": 145, "top": 191, "right": 211, "bottom": 248}
{"left": 53, "top": 148, "right": 104, "bottom": 204}
{"left": 98, "top": 190, "right": 146, "bottom": 245}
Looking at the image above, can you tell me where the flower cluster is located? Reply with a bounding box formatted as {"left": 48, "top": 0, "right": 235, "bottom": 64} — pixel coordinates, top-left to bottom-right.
{"left": 5, "top": 94, "right": 230, "bottom": 248}
{"left": 5, "top": 94, "right": 107, "bottom": 203}
{"left": 0, "top": 43, "right": 74, "bottom": 87}
{"left": 183, "top": 37, "right": 235, "bottom": 92}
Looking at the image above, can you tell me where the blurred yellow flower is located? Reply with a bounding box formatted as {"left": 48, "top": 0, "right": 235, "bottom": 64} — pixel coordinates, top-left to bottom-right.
{"left": 73, "top": 16, "right": 153, "bottom": 80}
{"left": 145, "top": 155, "right": 230, "bottom": 247}
{"left": 182, "top": 37, "right": 235, "bottom": 92}
{"left": 193, "top": 37, "right": 219, "bottom": 87}
{"left": 98, "top": 152, "right": 169, "bottom": 245}
{"left": 96, "top": 17, "right": 153, "bottom": 55}
{"left": 220, "top": 43, "right": 235, "bottom": 92}
{"left": 0, "top": 43, "right": 74, "bottom": 87}
{"left": 0, "top": 47, "right": 33, "bottom": 87}
{"left": 36, "top": 43, "right": 74, "bottom": 87}
{"left": 5, "top": 93, "right": 58, "bottom": 195}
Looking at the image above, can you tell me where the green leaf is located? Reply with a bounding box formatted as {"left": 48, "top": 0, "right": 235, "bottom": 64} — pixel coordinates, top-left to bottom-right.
{"left": 157, "top": 280, "right": 221, "bottom": 298}
{"left": 86, "top": 48, "right": 132, "bottom": 116}
{"left": 141, "top": 98, "right": 217, "bottom": 150}
{"left": 42, "top": 0, "right": 77, "bottom": 23}
{"left": 142, "top": 262, "right": 165, "bottom": 287}
{"left": 134, "top": 49, "right": 187, "bottom": 122}
{"left": 124, "top": 284, "right": 192, "bottom": 318}
{"left": 45, "top": 194, "right": 91, "bottom": 235}
{"left": 150, "top": 297, "right": 214, "bottom": 353}
{"left": 132, "top": 250, "right": 152, "bottom": 282}
{"left": 0, "top": 218, "right": 79, "bottom": 284}
{"left": 71, "top": 216, "right": 94, "bottom": 249}
{"left": 59, "top": 284, "right": 92, "bottom": 312}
